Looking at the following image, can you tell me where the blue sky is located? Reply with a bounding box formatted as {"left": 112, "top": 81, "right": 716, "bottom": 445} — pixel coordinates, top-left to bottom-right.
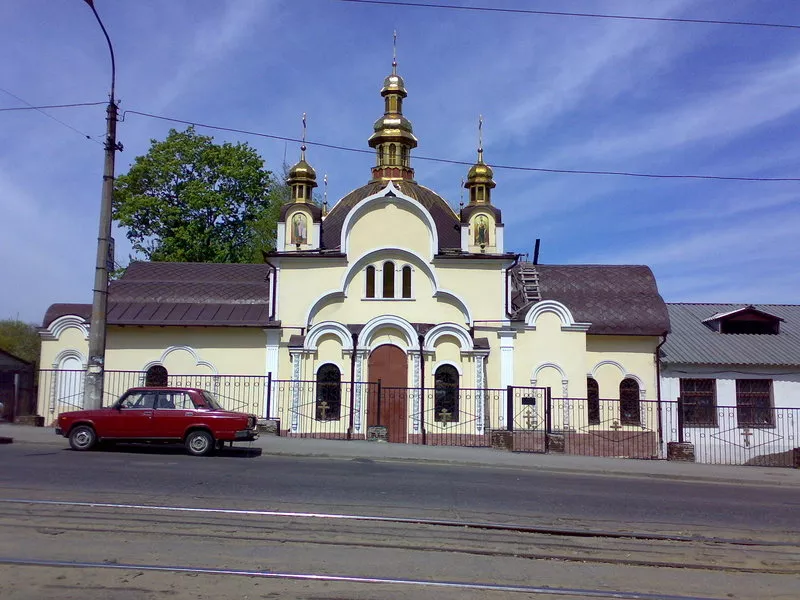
{"left": 1, "top": 0, "right": 799, "bottom": 324}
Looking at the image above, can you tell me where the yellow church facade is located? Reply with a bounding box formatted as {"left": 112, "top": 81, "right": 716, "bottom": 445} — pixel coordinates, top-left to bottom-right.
{"left": 37, "top": 59, "right": 670, "bottom": 452}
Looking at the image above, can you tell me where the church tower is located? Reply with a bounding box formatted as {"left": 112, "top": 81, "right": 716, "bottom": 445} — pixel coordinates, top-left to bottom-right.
{"left": 461, "top": 117, "right": 504, "bottom": 253}
{"left": 278, "top": 114, "right": 322, "bottom": 251}
{"left": 368, "top": 33, "right": 418, "bottom": 183}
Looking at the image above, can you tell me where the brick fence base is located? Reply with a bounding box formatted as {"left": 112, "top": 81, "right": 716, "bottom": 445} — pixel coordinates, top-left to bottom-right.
{"left": 667, "top": 441, "right": 696, "bottom": 462}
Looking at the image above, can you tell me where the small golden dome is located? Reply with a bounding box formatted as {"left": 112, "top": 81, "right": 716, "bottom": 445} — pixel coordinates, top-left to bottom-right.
{"left": 288, "top": 158, "right": 317, "bottom": 183}
{"left": 467, "top": 161, "right": 494, "bottom": 180}
{"left": 382, "top": 73, "right": 407, "bottom": 96}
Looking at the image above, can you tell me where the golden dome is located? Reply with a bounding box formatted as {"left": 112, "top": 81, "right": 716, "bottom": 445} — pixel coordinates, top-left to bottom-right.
{"left": 288, "top": 157, "right": 317, "bottom": 183}
{"left": 382, "top": 73, "right": 407, "bottom": 96}
{"left": 467, "top": 160, "right": 494, "bottom": 181}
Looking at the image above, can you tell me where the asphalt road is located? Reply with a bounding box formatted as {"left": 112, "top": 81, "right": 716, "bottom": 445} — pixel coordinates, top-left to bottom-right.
{"left": 1, "top": 441, "right": 798, "bottom": 535}
{"left": 1, "top": 442, "right": 799, "bottom": 599}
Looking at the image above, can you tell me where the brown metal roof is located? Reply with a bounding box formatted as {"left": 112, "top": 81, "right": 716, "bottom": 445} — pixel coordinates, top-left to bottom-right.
{"left": 43, "top": 262, "right": 275, "bottom": 328}
{"left": 321, "top": 181, "right": 461, "bottom": 250}
{"left": 511, "top": 263, "right": 670, "bottom": 336}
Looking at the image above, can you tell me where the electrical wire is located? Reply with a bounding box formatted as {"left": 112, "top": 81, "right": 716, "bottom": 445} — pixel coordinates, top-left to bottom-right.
{"left": 0, "top": 89, "right": 103, "bottom": 144}
{"left": 336, "top": 0, "right": 800, "bottom": 31}
{"left": 0, "top": 101, "right": 107, "bottom": 112}
{"left": 122, "top": 109, "right": 800, "bottom": 183}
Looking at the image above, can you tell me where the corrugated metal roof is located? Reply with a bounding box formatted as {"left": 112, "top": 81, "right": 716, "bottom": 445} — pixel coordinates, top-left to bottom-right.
{"left": 662, "top": 303, "right": 800, "bottom": 367}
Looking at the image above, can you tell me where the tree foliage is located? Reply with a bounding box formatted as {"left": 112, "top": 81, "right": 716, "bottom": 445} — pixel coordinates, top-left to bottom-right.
{"left": 0, "top": 320, "right": 40, "bottom": 365}
{"left": 113, "top": 126, "right": 285, "bottom": 263}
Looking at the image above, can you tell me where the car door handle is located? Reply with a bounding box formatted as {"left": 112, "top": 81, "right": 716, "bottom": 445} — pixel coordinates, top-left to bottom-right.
{"left": 143, "top": 411, "right": 153, "bottom": 417}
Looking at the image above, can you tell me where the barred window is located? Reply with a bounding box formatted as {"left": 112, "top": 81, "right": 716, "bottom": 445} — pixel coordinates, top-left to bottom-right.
{"left": 587, "top": 377, "right": 600, "bottom": 425}
{"left": 145, "top": 365, "right": 168, "bottom": 387}
{"left": 434, "top": 365, "right": 459, "bottom": 422}
{"left": 315, "top": 364, "right": 341, "bottom": 421}
{"left": 736, "top": 379, "right": 774, "bottom": 427}
{"left": 619, "top": 378, "right": 640, "bottom": 425}
{"left": 680, "top": 379, "right": 717, "bottom": 426}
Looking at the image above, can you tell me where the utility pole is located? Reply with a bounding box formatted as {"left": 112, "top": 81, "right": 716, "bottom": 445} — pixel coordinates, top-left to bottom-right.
{"left": 83, "top": 0, "right": 121, "bottom": 410}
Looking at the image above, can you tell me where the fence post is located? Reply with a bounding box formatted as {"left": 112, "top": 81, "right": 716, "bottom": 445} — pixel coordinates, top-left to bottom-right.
{"left": 677, "top": 395, "right": 685, "bottom": 443}
{"left": 266, "top": 372, "right": 272, "bottom": 420}
{"left": 506, "top": 386, "right": 514, "bottom": 432}
{"left": 376, "top": 379, "right": 382, "bottom": 426}
{"left": 545, "top": 387, "right": 552, "bottom": 453}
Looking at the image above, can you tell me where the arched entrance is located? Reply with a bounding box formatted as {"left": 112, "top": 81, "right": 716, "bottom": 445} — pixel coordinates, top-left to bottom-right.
{"left": 367, "top": 344, "right": 408, "bottom": 443}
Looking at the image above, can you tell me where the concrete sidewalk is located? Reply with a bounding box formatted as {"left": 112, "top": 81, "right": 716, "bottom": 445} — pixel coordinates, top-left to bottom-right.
{"left": 1, "top": 422, "right": 798, "bottom": 487}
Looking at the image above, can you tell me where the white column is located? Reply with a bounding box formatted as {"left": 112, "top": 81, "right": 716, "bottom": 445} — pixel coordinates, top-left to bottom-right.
{"left": 353, "top": 349, "right": 367, "bottom": 434}
{"left": 411, "top": 351, "right": 421, "bottom": 433}
{"left": 289, "top": 350, "right": 302, "bottom": 433}
{"left": 264, "top": 329, "right": 280, "bottom": 418}
{"left": 498, "top": 330, "right": 516, "bottom": 427}
{"left": 474, "top": 351, "right": 489, "bottom": 434}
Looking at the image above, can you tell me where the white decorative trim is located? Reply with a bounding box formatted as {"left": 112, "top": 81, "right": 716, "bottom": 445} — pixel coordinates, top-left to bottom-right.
{"left": 42, "top": 315, "right": 89, "bottom": 341}
{"left": 524, "top": 299, "right": 591, "bottom": 331}
{"left": 342, "top": 247, "right": 439, "bottom": 296}
{"left": 589, "top": 360, "right": 646, "bottom": 398}
{"left": 276, "top": 222, "right": 286, "bottom": 250}
{"left": 433, "top": 360, "right": 463, "bottom": 376}
{"left": 290, "top": 351, "right": 302, "bottom": 433}
{"left": 314, "top": 361, "right": 343, "bottom": 376}
{"left": 432, "top": 290, "right": 472, "bottom": 324}
{"left": 475, "top": 354, "right": 487, "bottom": 434}
{"left": 304, "top": 291, "right": 346, "bottom": 328}
{"left": 305, "top": 321, "right": 353, "bottom": 351}
{"left": 531, "top": 361, "right": 567, "bottom": 383}
{"left": 360, "top": 314, "right": 418, "bottom": 351}
{"left": 411, "top": 351, "right": 421, "bottom": 433}
{"left": 424, "top": 322, "right": 473, "bottom": 352}
{"left": 52, "top": 348, "right": 87, "bottom": 369}
{"left": 264, "top": 329, "right": 280, "bottom": 418}
{"left": 340, "top": 181, "right": 439, "bottom": 259}
{"left": 495, "top": 224, "right": 505, "bottom": 253}
{"left": 141, "top": 345, "right": 218, "bottom": 376}
{"left": 354, "top": 350, "right": 366, "bottom": 433}
{"left": 460, "top": 225, "right": 469, "bottom": 252}
{"left": 498, "top": 329, "right": 516, "bottom": 426}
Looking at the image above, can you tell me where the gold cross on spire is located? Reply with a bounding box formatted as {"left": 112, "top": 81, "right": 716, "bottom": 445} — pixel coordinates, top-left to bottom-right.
{"left": 478, "top": 114, "right": 484, "bottom": 163}
{"left": 392, "top": 30, "right": 398, "bottom": 74}
{"left": 301, "top": 112, "right": 307, "bottom": 160}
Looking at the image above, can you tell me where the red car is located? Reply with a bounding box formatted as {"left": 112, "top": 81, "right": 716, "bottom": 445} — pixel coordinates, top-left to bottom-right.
{"left": 55, "top": 387, "right": 259, "bottom": 456}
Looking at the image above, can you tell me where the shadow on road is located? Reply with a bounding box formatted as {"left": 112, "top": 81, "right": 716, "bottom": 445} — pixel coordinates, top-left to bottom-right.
{"left": 82, "top": 443, "right": 263, "bottom": 459}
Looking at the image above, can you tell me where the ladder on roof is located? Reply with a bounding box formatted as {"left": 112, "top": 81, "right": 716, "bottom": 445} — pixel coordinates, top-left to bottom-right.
{"left": 517, "top": 264, "right": 541, "bottom": 304}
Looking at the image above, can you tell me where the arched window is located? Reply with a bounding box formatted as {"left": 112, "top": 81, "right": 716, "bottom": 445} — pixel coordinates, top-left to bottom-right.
{"left": 476, "top": 186, "right": 485, "bottom": 202}
{"left": 397, "top": 97, "right": 403, "bottom": 113}
{"left": 146, "top": 365, "right": 168, "bottom": 387}
{"left": 587, "top": 377, "right": 600, "bottom": 425}
{"left": 383, "top": 261, "right": 395, "bottom": 298}
{"left": 316, "top": 364, "right": 341, "bottom": 421}
{"left": 365, "top": 265, "right": 376, "bottom": 298}
{"left": 401, "top": 146, "right": 408, "bottom": 167}
{"left": 389, "top": 144, "right": 397, "bottom": 166}
{"left": 434, "top": 365, "right": 459, "bottom": 422}
{"left": 402, "top": 266, "right": 412, "bottom": 298}
{"left": 620, "top": 378, "right": 640, "bottom": 425}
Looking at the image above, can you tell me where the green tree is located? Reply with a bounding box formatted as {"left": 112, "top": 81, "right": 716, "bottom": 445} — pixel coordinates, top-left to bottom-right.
{"left": 113, "top": 126, "right": 285, "bottom": 263}
{"left": 0, "top": 320, "right": 40, "bottom": 365}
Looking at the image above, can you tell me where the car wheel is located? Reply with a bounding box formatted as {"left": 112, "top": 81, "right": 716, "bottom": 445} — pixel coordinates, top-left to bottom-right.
{"left": 185, "top": 430, "right": 214, "bottom": 456}
{"left": 69, "top": 425, "right": 97, "bottom": 451}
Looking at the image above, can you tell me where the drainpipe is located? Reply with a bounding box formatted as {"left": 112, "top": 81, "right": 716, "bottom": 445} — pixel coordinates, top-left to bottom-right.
{"left": 418, "top": 333, "right": 426, "bottom": 445}
{"left": 655, "top": 331, "right": 669, "bottom": 455}
{"left": 263, "top": 257, "right": 279, "bottom": 322}
{"left": 505, "top": 253, "right": 522, "bottom": 319}
{"left": 348, "top": 331, "right": 359, "bottom": 440}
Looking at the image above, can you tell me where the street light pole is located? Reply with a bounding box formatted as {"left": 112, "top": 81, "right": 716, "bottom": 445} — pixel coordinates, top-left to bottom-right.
{"left": 83, "top": 0, "right": 121, "bottom": 410}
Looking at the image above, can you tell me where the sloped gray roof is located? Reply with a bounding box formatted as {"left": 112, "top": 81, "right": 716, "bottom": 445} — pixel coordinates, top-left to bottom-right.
{"left": 662, "top": 303, "right": 800, "bottom": 367}
{"left": 43, "top": 262, "right": 275, "bottom": 328}
{"left": 511, "top": 263, "right": 670, "bottom": 336}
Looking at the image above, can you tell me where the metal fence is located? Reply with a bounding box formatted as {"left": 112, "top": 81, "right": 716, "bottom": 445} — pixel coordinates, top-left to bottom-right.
{"left": 663, "top": 401, "right": 799, "bottom": 467}
{"left": 31, "top": 370, "right": 800, "bottom": 467}
{"left": 37, "top": 370, "right": 267, "bottom": 425}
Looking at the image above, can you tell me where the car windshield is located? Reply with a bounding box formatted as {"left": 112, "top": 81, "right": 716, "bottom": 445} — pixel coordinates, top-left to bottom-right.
{"left": 201, "top": 390, "right": 223, "bottom": 410}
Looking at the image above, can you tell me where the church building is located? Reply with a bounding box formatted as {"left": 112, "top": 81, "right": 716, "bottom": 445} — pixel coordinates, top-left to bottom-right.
{"left": 37, "top": 56, "right": 670, "bottom": 450}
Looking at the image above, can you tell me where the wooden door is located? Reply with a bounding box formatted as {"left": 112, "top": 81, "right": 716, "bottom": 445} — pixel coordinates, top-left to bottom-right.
{"left": 367, "top": 345, "right": 408, "bottom": 443}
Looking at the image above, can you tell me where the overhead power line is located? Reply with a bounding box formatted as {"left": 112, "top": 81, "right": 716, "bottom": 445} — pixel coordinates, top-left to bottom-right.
{"left": 336, "top": 0, "right": 800, "bottom": 31}
{"left": 123, "top": 109, "right": 800, "bottom": 183}
{"left": 0, "top": 89, "right": 103, "bottom": 144}
{"left": 0, "top": 101, "right": 107, "bottom": 112}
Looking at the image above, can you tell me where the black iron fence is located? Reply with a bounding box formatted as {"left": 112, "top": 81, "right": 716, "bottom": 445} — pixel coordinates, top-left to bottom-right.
{"left": 30, "top": 370, "right": 800, "bottom": 467}
{"left": 665, "top": 400, "right": 799, "bottom": 467}
{"left": 37, "top": 369, "right": 267, "bottom": 425}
